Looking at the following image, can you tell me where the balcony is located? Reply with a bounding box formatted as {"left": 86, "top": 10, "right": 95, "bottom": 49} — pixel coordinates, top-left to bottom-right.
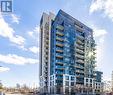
{"left": 92, "top": 47, "right": 96, "bottom": 51}
{"left": 44, "top": 54, "right": 48, "bottom": 58}
{"left": 76, "top": 44, "right": 84, "bottom": 50}
{"left": 56, "top": 25, "right": 64, "bottom": 31}
{"left": 76, "top": 59, "right": 84, "bottom": 64}
{"left": 56, "top": 49, "right": 63, "bottom": 53}
{"left": 76, "top": 40, "right": 84, "bottom": 45}
{"left": 75, "top": 65, "right": 84, "bottom": 69}
{"left": 56, "top": 37, "right": 64, "bottom": 42}
{"left": 77, "top": 35, "right": 85, "bottom": 41}
{"left": 56, "top": 62, "right": 63, "bottom": 65}
{"left": 56, "top": 47, "right": 63, "bottom": 53}
{"left": 75, "top": 54, "right": 84, "bottom": 59}
{"left": 56, "top": 59, "right": 63, "bottom": 63}
{"left": 92, "top": 64, "right": 96, "bottom": 68}
{"left": 76, "top": 70, "right": 84, "bottom": 74}
{"left": 56, "top": 53, "right": 63, "bottom": 59}
{"left": 56, "top": 47, "right": 63, "bottom": 50}
{"left": 92, "top": 60, "right": 97, "bottom": 63}
{"left": 56, "top": 66, "right": 64, "bottom": 70}
{"left": 92, "top": 43, "right": 96, "bottom": 47}
{"left": 44, "top": 44, "right": 49, "bottom": 48}
{"left": 76, "top": 49, "right": 84, "bottom": 54}
{"left": 56, "top": 31, "right": 64, "bottom": 36}
{"left": 44, "top": 35, "right": 49, "bottom": 40}
{"left": 56, "top": 53, "right": 63, "bottom": 56}
{"left": 76, "top": 75, "right": 84, "bottom": 78}
{"left": 75, "top": 24, "right": 84, "bottom": 32}
{"left": 92, "top": 55, "right": 96, "bottom": 59}
{"left": 56, "top": 42, "right": 64, "bottom": 47}
{"left": 56, "top": 71, "right": 63, "bottom": 75}
{"left": 44, "top": 48, "right": 48, "bottom": 52}
{"left": 56, "top": 77, "right": 63, "bottom": 80}
{"left": 93, "top": 52, "right": 96, "bottom": 55}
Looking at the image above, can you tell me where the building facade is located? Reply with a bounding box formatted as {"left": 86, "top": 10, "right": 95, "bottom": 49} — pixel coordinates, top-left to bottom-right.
{"left": 103, "top": 80, "right": 112, "bottom": 94}
{"left": 39, "top": 12, "right": 55, "bottom": 93}
{"left": 39, "top": 10, "right": 103, "bottom": 95}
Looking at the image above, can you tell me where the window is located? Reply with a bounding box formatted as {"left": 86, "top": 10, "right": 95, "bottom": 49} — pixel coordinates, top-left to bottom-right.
{"left": 86, "top": 79, "right": 88, "bottom": 82}
{"left": 71, "top": 82, "right": 74, "bottom": 86}
{"left": 71, "top": 76, "right": 74, "bottom": 81}
{"left": 90, "top": 79, "right": 92, "bottom": 82}
{"left": 65, "top": 76, "right": 69, "bottom": 80}
{"left": 90, "top": 84, "right": 92, "bottom": 87}
{"left": 56, "top": 80, "right": 62, "bottom": 85}
{"left": 64, "top": 58, "right": 70, "bottom": 62}
{"left": 65, "top": 81, "right": 69, "bottom": 86}
{"left": 86, "top": 83, "right": 88, "bottom": 87}
{"left": 50, "top": 82, "right": 52, "bottom": 86}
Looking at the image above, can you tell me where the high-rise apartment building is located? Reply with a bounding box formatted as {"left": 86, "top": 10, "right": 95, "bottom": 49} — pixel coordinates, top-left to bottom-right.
{"left": 39, "top": 12, "right": 55, "bottom": 93}
{"left": 39, "top": 10, "right": 103, "bottom": 95}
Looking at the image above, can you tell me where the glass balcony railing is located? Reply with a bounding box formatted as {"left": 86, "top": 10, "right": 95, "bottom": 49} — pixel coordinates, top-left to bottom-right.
{"left": 76, "top": 59, "right": 84, "bottom": 64}
{"left": 76, "top": 49, "right": 84, "bottom": 54}
{"left": 77, "top": 35, "right": 85, "bottom": 41}
{"left": 76, "top": 44, "right": 84, "bottom": 50}
{"left": 56, "top": 31, "right": 64, "bottom": 36}
{"left": 76, "top": 39, "right": 84, "bottom": 45}
{"left": 56, "top": 50, "right": 63, "bottom": 53}
{"left": 75, "top": 54, "right": 84, "bottom": 59}
{"left": 56, "top": 40, "right": 63, "bottom": 44}
{"left": 56, "top": 25, "right": 64, "bottom": 31}
{"left": 75, "top": 65, "right": 84, "bottom": 69}
{"left": 44, "top": 44, "right": 49, "bottom": 48}
{"left": 56, "top": 65, "right": 64, "bottom": 70}
{"left": 56, "top": 56, "right": 63, "bottom": 59}
{"left": 75, "top": 24, "right": 84, "bottom": 32}
{"left": 76, "top": 75, "right": 84, "bottom": 78}
{"left": 76, "top": 70, "right": 84, "bottom": 74}
{"left": 56, "top": 47, "right": 63, "bottom": 53}
{"left": 56, "top": 60, "right": 63, "bottom": 64}
{"left": 93, "top": 52, "right": 96, "bottom": 55}
{"left": 56, "top": 37, "right": 64, "bottom": 42}
{"left": 56, "top": 42, "right": 64, "bottom": 47}
{"left": 56, "top": 71, "right": 63, "bottom": 75}
{"left": 56, "top": 53, "right": 63, "bottom": 56}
